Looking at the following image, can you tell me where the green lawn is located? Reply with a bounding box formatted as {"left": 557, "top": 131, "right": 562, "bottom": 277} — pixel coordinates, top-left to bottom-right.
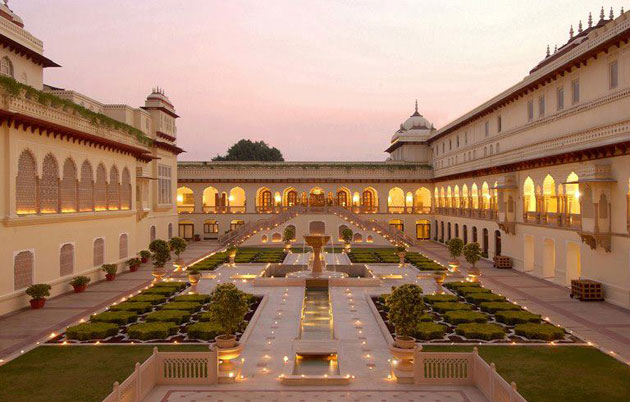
{"left": 0, "top": 345, "right": 208, "bottom": 402}
{"left": 422, "top": 345, "right": 630, "bottom": 402}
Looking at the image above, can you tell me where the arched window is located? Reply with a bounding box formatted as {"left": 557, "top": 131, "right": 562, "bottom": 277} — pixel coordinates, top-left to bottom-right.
{"left": 1, "top": 56, "right": 14, "bottom": 78}
{"left": 542, "top": 174, "right": 557, "bottom": 213}
{"left": 60, "top": 159, "right": 77, "bottom": 213}
{"left": 93, "top": 238, "right": 104, "bottom": 266}
{"left": 108, "top": 166, "right": 120, "bottom": 210}
{"left": 121, "top": 167, "right": 131, "bottom": 210}
{"left": 79, "top": 161, "right": 94, "bottom": 212}
{"left": 336, "top": 189, "right": 349, "bottom": 207}
{"left": 286, "top": 190, "right": 298, "bottom": 206}
{"left": 60, "top": 243, "right": 74, "bottom": 277}
{"left": 150, "top": 225, "right": 157, "bottom": 242}
{"left": 168, "top": 223, "right": 173, "bottom": 239}
{"left": 119, "top": 234, "right": 128, "bottom": 259}
{"left": 40, "top": 154, "right": 59, "bottom": 214}
{"left": 16, "top": 150, "right": 37, "bottom": 214}
{"left": 14, "top": 250, "right": 33, "bottom": 290}
{"left": 94, "top": 164, "right": 108, "bottom": 211}
{"left": 523, "top": 177, "right": 536, "bottom": 212}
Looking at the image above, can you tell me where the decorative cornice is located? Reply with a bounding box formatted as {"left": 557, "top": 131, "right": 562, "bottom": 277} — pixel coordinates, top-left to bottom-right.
{"left": 156, "top": 130, "right": 176, "bottom": 142}
{"left": 153, "top": 140, "right": 185, "bottom": 155}
{"left": 0, "top": 32, "right": 59, "bottom": 68}
{"left": 141, "top": 105, "right": 179, "bottom": 118}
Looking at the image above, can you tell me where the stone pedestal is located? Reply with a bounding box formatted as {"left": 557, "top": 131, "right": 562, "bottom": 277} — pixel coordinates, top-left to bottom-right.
{"left": 303, "top": 235, "right": 331, "bottom": 275}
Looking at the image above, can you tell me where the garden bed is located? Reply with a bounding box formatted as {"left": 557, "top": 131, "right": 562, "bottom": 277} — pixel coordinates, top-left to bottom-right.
{"left": 188, "top": 247, "right": 287, "bottom": 269}
{"left": 48, "top": 282, "right": 262, "bottom": 344}
{"left": 371, "top": 282, "right": 582, "bottom": 344}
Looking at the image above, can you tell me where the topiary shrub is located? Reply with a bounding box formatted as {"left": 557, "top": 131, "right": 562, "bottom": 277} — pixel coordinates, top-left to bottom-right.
{"left": 187, "top": 322, "right": 225, "bottom": 340}
{"left": 446, "top": 238, "right": 464, "bottom": 260}
{"left": 145, "top": 310, "right": 191, "bottom": 324}
{"left": 341, "top": 228, "right": 353, "bottom": 245}
{"left": 455, "top": 323, "right": 505, "bottom": 340}
{"left": 149, "top": 239, "right": 171, "bottom": 268}
{"left": 463, "top": 242, "right": 482, "bottom": 269}
{"left": 444, "top": 281, "right": 480, "bottom": 290}
{"left": 495, "top": 310, "right": 541, "bottom": 325}
{"left": 444, "top": 310, "right": 488, "bottom": 324}
{"left": 413, "top": 322, "right": 446, "bottom": 340}
{"left": 456, "top": 287, "right": 492, "bottom": 296}
{"left": 172, "top": 294, "right": 211, "bottom": 304}
{"left": 514, "top": 323, "right": 564, "bottom": 341}
{"left": 207, "top": 283, "right": 249, "bottom": 336}
{"left": 423, "top": 294, "right": 458, "bottom": 304}
{"left": 109, "top": 302, "right": 153, "bottom": 313}
{"left": 128, "top": 294, "right": 167, "bottom": 305}
{"left": 141, "top": 287, "right": 179, "bottom": 296}
{"left": 90, "top": 311, "right": 138, "bottom": 325}
{"left": 26, "top": 283, "right": 51, "bottom": 300}
{"left": 160, "top": 302, "right": 202, "bottom": 313}
{"left": 431, "top": 302, "right": 473, "bottom": 314}
{"left": 465, "top": 293, "right": 506, "bottom": 304}
{"left": 479, "top": 301, "right": 521, "bottom": 314}
{"left": 152, "top": 281, "right": 188, "bottom": 290}
{"left": 168, "top": 237, "right": 187, "bottom": 259}
{"left": 127, "top": 322, "right": 178, "bottom": 340}
{"left": 385, "top": 284, "right": 425, "bottom": 337}
{"left": 66, "top": 322, "right": 119, "bottom": 340}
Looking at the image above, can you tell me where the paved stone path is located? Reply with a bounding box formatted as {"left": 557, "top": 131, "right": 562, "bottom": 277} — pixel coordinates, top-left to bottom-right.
{"left": 415, "top": 241, "right": 630, "bottom": 364}
{"left": 0, "top": 240, "right": 222, "bottom": 362}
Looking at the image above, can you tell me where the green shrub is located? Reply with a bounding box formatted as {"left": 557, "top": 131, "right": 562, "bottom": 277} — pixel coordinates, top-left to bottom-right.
{"left": 386, "top": 284, "right": 425, "bottom": 337}
{"left": 169, "top": 237, "right": 187, "bottom": 258}
{"left": 413, "top": 322, "right": 446, "bottom": 340}
{"left": 109, "top": 302, "right": 153, "bottom": 313}
{"left": 206, "top": 283, "right": 250, "bottom": 335}
{"left": 444, "top": 310, "right": 488, "bottom": 324}
{"left": 419, "top": 313, "right": 434, "bottom": 322}
{"left": 515, "top": 323, "right": 565, "bottom": 341}
{"left": 465, "top": 293, "right": 506, "bottom": 304}
{"left": 152, "top": 281, "right": 187, "bottom": 290}
{"left": 141, "top": 287, "right": 179, "bottom": 296}
{"left": 172, "top": 294, "right": 211, "bottom": 304}
{"left": 479, "top": 302, "right": 521, "bottom": 314}
{"left": 161, "top": 302, "right": 202, "bottom": 313}
{"left": 90, "top": 311, "right": 137, "bottom": 325}
{"left": 431, "top": 302, "right": 473, "bottom": 313}
{"left": 444, "top": 281, "right": 480, "bottom": 290}
{"left": 456, "top": 287, "right": 492, "bottom": 296}
{"left": 127, "top": 322, "right": 178, "bottom": 340}
{"left": 69, "top": 276, "right": 91, "bottom": 287}
{"left": 128, "top": 294, "right": 166, "bottom": 305}
{"left": 495, "top": 310, "right": 541, "bottom": 325}
{"left": 66, "top": 322, "right": 119, "bottom": 340}
{"left": 101, "top": 264, "right": 117, "bottom": 275}
{"left": 149, "top": 239, "right": 171, "bottom": 268}
{"left": 378, "top": 293, "right": 390, "bottom": 304}
{"left": 26, "top": 284, "right": 51, "bottom": 300}
{"left": 423, "top": 294, "right": 458, "bottom": 304}
{"left": 187, "top": 322, "right": 225, "bottom": 340}
{"left": 455, "top": 323, "right": 505, "bottom": 340}
{"left": 145, "top": 310, "right": 191, "bottom": 324}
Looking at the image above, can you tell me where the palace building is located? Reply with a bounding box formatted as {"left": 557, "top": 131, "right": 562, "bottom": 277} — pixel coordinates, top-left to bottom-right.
{"left": 177, "top": 9, "right": 630, "bottom": 309}
{"left": 0, "top": 3, "right": 180, "bottom": 314}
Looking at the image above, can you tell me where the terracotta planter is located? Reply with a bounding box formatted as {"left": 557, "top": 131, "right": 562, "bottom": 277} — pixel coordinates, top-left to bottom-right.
{"left": 188, "top": 273, "right": 201, "bottom": 284}
{"left": 215, "top": 334, "right": 237, "bottom": 348}
{"left": 129, "top": 264, "right": 140, "bottom": 272}
{"left": 152, "top": 266, "right": 166, "bottom": 281}
{"left": 394, "top": 335, "right": 416, "bottom": 349}
{"left": 398, "top": 252, "right": 407, "bottom": 265}
{"left": 30, "top": 298, "right": 46, "bottom": 309}
{"left": 72, "top": 284, "right": 87, "bottom": 293}
{"left": 105, "top": 273, "right": 116, "bottom": 281}
{"left": 141, "top": 257, "right": 148, "bottom": 264}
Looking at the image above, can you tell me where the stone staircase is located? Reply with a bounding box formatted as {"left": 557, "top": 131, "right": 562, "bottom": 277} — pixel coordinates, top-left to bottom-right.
{"left": 328, "top": 206, "right": 416, "bottom": 247}
{"left": 218, "top": 206, "right": 305, "bottom": 246}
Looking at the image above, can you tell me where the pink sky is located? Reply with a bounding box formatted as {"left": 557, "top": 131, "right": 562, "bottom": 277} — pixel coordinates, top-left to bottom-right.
{"left": 16, "top": 0, "right": 626, "bottom": 161}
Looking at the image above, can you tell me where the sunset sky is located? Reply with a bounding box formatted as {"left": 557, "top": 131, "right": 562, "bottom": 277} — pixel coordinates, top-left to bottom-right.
{"left": 16, "top": 0, "right": 626, "bottom": 161}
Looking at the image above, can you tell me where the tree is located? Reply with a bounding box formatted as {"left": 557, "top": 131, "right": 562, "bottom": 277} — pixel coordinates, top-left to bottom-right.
{"left": 169, "top": 237, "right": 187, "bottom": 258}
{"left": 385, "top": 284, "right": 425, "bottom": 337}
{"left": 212, "top": 139, "right": 284, "bottom": 162}
{"left": 149, "top": 239, "right": 171, "bottom": 268}
{"left": 463, "top": 242, "right": 482, "bottom": 269}
{"left": 446, "top": 238, "right": 464, "bottom": 260}
{"left": 208, "top": 283, "right": 249, "bottom": 336}
{"left": 282, "top": 226, "right": 295, "bottom": 244}
{"left": 341, "top": 228, "right": 353, "bottom": 244}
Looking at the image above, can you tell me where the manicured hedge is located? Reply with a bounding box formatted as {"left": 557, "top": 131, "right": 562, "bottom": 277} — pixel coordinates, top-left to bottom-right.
{"left": 432, "top": 302, "right": 473, "bottom": 313}
{"left": 457, "top": 287, "right": 492, "bottom": 296}
{"left": 128, "top": 294, "right": 166, "bottom": 305}
{"left": 186, "top": 322, "right": 225, "bottom": 340}
{"left": 160, "top": 302, "right": 202, "bottom": 313}
{"left": 109, "top": 302, "right": 153, "bottom": 313}
{"left": 479, "top": 301, "right": 521, "bottom": 314}
{"left": 444, "top": 310, "right": 489, "bottom": 324}
{"left": 127, "top": 322, "right": 178, "bottom": 340}
{"left": 515, "top": 323, "right": 565, "bottom": 341}
{"left": 153, "top": 281, "right": 188, "bottom": 290}
{"left": 419, "top": 313, "right": 434, "bottom": 322}
{"left": 465, "top": 293, "right": 506, "bottom": 304}
{"left": 141, "top": 287, "right": 179, "bottom": 296}
{"left": 66, "top": 322, "right": 119, "bottom": 341}
{"left": 413, "top": 322, "right": 446, "bottom": 340}
{"left": 172, "top": 294, "right": 211, "bottom": 304}
{"left": 495, "top": 310, "right": 541, "bottom": 325}
{"left": 444, "top": 281, "right": 480, "bottom": 290}
{"left": 423, "top": 294, "right": 458, "bottom": 304}
{"left": 90, "top": 311, "right": 137, "bottom": 325}
{"left": 455, "top": 323, "right": 505, "bottom": 340}
{"left": 145, "top": 310, "right": 191, "bottom": 324}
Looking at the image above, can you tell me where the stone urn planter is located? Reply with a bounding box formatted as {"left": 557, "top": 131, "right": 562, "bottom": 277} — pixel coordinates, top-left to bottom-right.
{"left": 389, "top": 342, "right": 420, "bottom": 373}
{"left": 398, "top": 252, "right": 407, "bottom": 266}
{"left": 394, "top": 335, "right": 416, "bottom": 349}
{"left": 187, "top": 271, "right": 202, "bottom": 285}
{"left": 448, "top": 260, "right": 460, "bottom": 273}
{"left": 151, "top": 266, "right": 166, "bottom": 281}
{"left": 215, "top": 334, "right": 237, "bottom": 349}
{"left": 433, "top": 272, "right": 447, "bottom": 294}
{"left": 227, "top": 249, "right": 237, "bottom": 265}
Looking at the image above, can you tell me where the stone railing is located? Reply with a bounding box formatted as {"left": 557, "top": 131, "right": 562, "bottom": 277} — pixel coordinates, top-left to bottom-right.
{"left": 102, "top": 348, "right": 218, "bottom": 402}
{"left": 331, "top": 206, "right": 416, "bottom": 246}
{"left": 218, "top": 207, "right": 303, "bottom": 245}
{"left": 414, "top": 349, "right": 527, "bottom": 402}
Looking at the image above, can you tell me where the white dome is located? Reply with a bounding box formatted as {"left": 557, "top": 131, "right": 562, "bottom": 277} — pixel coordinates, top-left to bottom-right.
{"left": 390, "top": 101, "right": 434, "bottom": 142}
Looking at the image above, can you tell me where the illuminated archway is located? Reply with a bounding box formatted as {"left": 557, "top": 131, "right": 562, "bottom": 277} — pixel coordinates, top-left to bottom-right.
{"left": 202, "top": 186, "right": 218, "bottom": 212}
{"left": 229, "top": 187, "right": 246, "bottom": 212}
{"left": 176, "top": 186, "right": 194, "bottom": 213}
{"left": 523, "top": 177, "right": 536, "bottom": 212}
{"left": 566, "top": 172, "right": 580, "bottom": 214}
{"left": 543, "top": 174, "right": 557, "bottom": 213}
{"left": 415, "top": 187, "right": 431, "bottom": 212}
{"left": 387, "top": 187, "right": 405, "bottom": 213}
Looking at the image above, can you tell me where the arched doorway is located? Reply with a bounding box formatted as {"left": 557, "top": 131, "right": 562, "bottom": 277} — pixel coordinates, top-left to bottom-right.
{"left": 178, "top": 220, "right": 194, "bottom": 240}
{"left": 482, "top": 228, "right": 489, "bottom": 256}
{"left": 416, "top": 219, "right": 430, "bottom": 240}
{"left": 463, "top": 225, "right": 468, "bottom": 244}
{"left": 336, "top": 188, "right": 350, "bottom": 207}
{"left": 309, "top": 187, "right": 326, "bottom": 207}
{"left": 389, "top": 219, "right": 404, "bottom": 232}
{"left": 447, "top": 222, "right": 452, "bottom": 241}
{"left": 494, "top": 230, "right": 502, "bottom": 256}
{"left": 472, "top": 226, "right": 478, "bottom": 243}
{"left": 230, "top": 219, "right": 245, "bottom": 231}
{"left": 257, "top": 188, "right": 272, "bottom": 212}
{"left": 440, "top": 221, "right": 444, "bottom": 242}
{"left": 362, "top": 188, "right": 377, "bottom": 212}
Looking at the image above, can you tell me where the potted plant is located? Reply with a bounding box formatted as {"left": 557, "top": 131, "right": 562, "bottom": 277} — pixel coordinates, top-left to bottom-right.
{"left": 207, "top": 283, "right": 249, "bottom": 348}
{"left": 446, "top": 238, "right": 464, "bottom": 271}
{"left": 187, "top": 268, "right": 202, "bottom": 285}
{"left": 396, "top": 244, "right": 407, "bottom": 266}
{"left": 282, "top": 226, "right": 295, "bottom": 252}
{"left": 169, "top": 236, "right": 187, "bottom": 265}
{"left": 386, "top": 284, "right": 424, "bottom": 348}
{"left": 149, "top": 239, "right": 171, "bottom": 280}
{"left": 102, "top": 264, "right": 118, "bottom": 281}
{"left": 463, "top": 242, "right": 482, "bottom": 281}
{"left": 432, "top": 270, "right": 447, "bottom": 294}
{"left": 139, "top": 250, "right": 151, "bottom": 264}
{"left": 193, "top": 234, "right": 201, "bottom": 242}
{"left": 69, "top": 276, "right": 91, "bottom": 293}
{"left": 341, "top": 228, "right": 353, "bottom": 252}
{"left": 26, "top": 284, "right": 52, "bottom": 309}
{"left": 126, "top": 257, "right": 141, "bottom": 272}
{"left": 226, "top": 246, "right": 237, "bottom": 265}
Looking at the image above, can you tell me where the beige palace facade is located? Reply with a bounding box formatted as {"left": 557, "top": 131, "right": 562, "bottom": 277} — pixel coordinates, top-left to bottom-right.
{"left": 178, "top": 11, "right": 630, "bottom": 309}
{"left": 0, "top": 5, "right": 180, "bottom": 315}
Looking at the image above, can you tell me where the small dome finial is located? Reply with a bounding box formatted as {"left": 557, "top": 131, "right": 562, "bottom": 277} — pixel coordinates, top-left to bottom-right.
{"left": 546, "top": 45, "right": 550, "bottom": 57}
{"left": 554, "top": 45, "right": 558, "bottom": 53}
{"left": 609, "top": 7, "right": 614, "bottom": 19}
{"left": 578, "top": 20, "right": 583, "bottom": 33}
{"left": 621, "top": 6, "right": 624, "bottom": 14}
{"left": 588, "top": 12, "right": 593, "bottom": 27}
{"left": 600, "top": 6, "right": 605, "bottom": 20}
{"left": 569, "top": 24, "right": 574, "bottom": 38}
{"left": 415, "top": 99, "right": 418, "bottom": 113}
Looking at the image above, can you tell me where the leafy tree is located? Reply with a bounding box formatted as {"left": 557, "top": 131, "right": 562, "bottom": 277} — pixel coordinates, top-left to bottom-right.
{"left": 385, "top": 284, "right": 425, "bottom": 337}
{"left": 447, "top": 238, "right": 464, "bottom": 260}
{"left": 463, "top": 242, "right": 482, "bottom": 269}
{"left": 212, "top": 139, "right": 284, "bottom": 161}
{"left": 341, "top": 228, "right": 353, "bottom": 244}
{"left": 283, "top": 226, "right": 295, "bottom": 244}
{"left": 169, "top": 237, "right": 187, "bottom": 258}
{"left": 208, "top": 283, "right": 249, "bottom": 336}
{"left": 149, "top": 239, "right": 171, "bottom": 268}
